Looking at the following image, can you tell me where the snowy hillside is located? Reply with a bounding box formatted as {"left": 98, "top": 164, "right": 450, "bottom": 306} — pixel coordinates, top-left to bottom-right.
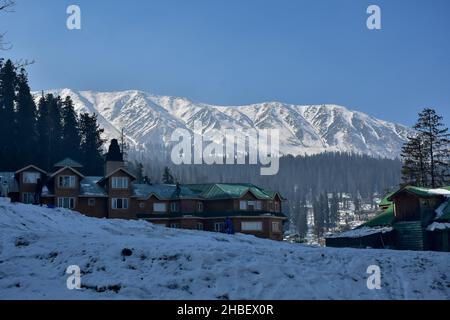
{"left": 33, "top": 89, "right": 411, "bottom": 159}
{"left": 1, "top": 199, "right": 449, "bottom": 300}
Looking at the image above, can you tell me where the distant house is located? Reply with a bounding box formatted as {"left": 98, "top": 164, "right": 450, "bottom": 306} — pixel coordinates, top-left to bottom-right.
{"left": 326, "top": 186, "right": 450, "bottom": 251}
{"left": 2, "top": 142, "right": 286, "bottom": 241}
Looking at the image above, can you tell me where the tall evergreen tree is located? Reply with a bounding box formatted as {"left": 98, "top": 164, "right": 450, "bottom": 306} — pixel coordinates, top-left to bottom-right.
{"left": 47, "top": 95, "right": 63, "bottom": 167}
{"left": 15, "top": 68, "right": 37, "bottom": 167}
{"left": 414, "top": 108, "right": 449, "bottom": 188}
{"left": 0, "top": 59, "right": 17, "bottom": 170}
{"left": 36, "top": 94, "right": 51, "bottom": 169}
{"left": 329, "top": 192, "right": 340, "bottom": 228}
{"left": 296, "top": 197, "right": 308, "bottom": 239}
{"left": 321, "top": 193, "right": 330, "bottom": 229}
{"left": 79, "top": 113, "right": 105, "bottom": 175}
{"left": 61, "top": 96, "right": 81, "bottom": 161}
{"left": 313, "top": 196, "right": 324, "bottom": 237}
{"left": 401, "top": 108, "right": 449, "bottom": 188}
{"left": 401, "top": 135, "right": 427, "bottom": 187}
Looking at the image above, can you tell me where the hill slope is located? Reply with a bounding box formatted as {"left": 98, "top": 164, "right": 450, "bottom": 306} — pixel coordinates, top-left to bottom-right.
{"left": 1, "top": 199, "right": 449, "bottom": 300}
{"left": 34, "top": 89, "right": 411, "bottom": 159}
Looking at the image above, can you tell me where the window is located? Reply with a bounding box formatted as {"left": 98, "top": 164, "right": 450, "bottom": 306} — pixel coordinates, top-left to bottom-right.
{"left": 112, "top": 198, "right": 128, "bottom": 209}
{"left": 170, "top": 223, "right": 180, "bottom": 229}
{"left": 241, "top": 221, "right": 263, "bottom": 231}
{"left": 197, "top": 202, "right": 203, "bottom": 212}
{"left": 268, "top": 201, "right": 274, "bottom": 211}
{"left": 256, "top": 201, "right": 262, "bottom": 210}
{"left": 22, "top": 192, "right": 34, "bottom": 204}
{"left": 111, "top": 177, "right": 129, "bottom": 189}
{"left": 239, "top": 201, "right": 248, "bottom": 210}
{"left": 214, "top": 222, "right": 224, "bottom": 232}
{"left": 272, "top": 221, "right": 281, "bottom": 232}
{"left": 23, "top": 172, "right": 40, "bottom": 184}
{"left": 170, "top": 202, "right": 179, "bottom": 212}
{"left": 58, "top": 197, "right": 75, "bottom": 209}
{"left": 197, "top": 223, "right": 204, "bottom": 230}
{"left": 58, "top": 176, "right": 76, "bottom": 188}
{"left": 153, "top": 203, "right": 167, "bottom": 213}
{"left": 88, "top": 198, "right": 96, "bottom": 207}
{"left": 139, "top": 202, "right": 145, "bottom": 209}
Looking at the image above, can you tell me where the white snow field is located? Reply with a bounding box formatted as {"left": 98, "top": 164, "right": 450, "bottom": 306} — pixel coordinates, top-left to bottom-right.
{"left": 0, "top": 198, "right": 449, "bottom": 300}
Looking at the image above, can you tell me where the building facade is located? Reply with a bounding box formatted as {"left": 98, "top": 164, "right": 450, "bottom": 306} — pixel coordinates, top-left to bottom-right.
{"left": 326, "top": 185, "right": 450, "bottom": 251}
{"left": 2, "top": 153, "right": 286, "bottom": 241}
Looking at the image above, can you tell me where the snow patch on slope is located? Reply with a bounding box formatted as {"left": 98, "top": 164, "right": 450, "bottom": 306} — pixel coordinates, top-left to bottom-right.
{"left": 33, "top": 90, "right": 411, "bottom": 159}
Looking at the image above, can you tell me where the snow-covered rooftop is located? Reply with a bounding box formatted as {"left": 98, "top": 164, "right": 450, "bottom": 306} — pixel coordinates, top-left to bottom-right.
{"left": 327, "top": 227, "right": 393, "bottom": 239}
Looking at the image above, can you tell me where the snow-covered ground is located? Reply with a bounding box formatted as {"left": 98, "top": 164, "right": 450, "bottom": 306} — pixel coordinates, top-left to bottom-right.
{"left": 1, "top": 198, "right": 449, "bottom": 300}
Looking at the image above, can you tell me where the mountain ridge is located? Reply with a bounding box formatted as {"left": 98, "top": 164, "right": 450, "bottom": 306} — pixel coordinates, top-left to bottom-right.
{"left": 33, "top": 89, "right": 411, "bottom": 159}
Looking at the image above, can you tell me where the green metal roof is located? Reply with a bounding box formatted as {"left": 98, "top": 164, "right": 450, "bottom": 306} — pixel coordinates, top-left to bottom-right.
{"left": 132, "top": 184, "right": 201, "bottom": 200}
{"left": 360, "top": 204, "right": 395, "bottom": 228}
{"left": 379, "top": 191, "right": 395, "bottom": 207}
{"left": 388, "top": 185, "right": 450, "bottom": 200}
{"left": 195, "top": 183, "right": 276, "bottom": 200}
{"left": 132, "top": 183, "right": 281, "bottom": 201}
{"left": 54, "top": 158, "right": 83, "bottom": 168}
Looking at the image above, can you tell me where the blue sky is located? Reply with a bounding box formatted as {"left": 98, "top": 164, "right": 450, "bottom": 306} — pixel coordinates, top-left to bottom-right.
{"left": 1, "top": 0, "right": 449, "bottom": 127}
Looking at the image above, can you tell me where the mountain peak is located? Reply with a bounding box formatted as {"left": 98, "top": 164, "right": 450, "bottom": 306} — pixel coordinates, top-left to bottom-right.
{"left": 33, "top": 89, "right": 411, "bottom": 159}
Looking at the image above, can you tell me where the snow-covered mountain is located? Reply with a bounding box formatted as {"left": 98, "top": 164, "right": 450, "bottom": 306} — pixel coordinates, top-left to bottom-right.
{"left": 34, "top": 89, "right": 411, "bottom": 159}
{"left": 1, "top": 198, "right": 449, "bottom": 299}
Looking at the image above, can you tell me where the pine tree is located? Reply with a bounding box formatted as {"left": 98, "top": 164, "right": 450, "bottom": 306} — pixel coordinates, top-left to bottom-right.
{"left": 414, "top": 108, "right": 449, "bottom": 187}
{"left": 401, "top": 108, "right": 449, "bottom": 188}
{"left": 61, "top": 96, "right": 81, "bottom": 161}
{"left": 297, "top": 197, "right": 308, "bottom": 239}
{"left": 313, "top": 196, "right": 324, "bottom": 237}
{"left": 135, "top": 162, "right": 144, "bottom": 183}
{"left": 47, "top": 95, "right": 63, "bottom": 167}
{"left": 36, "top": 94, "right": 51, "bottom": 169}
{"left": 401, "top": 135, "right": 427, "bottom": 187}
{"left": 79, "top": 113, "right": 105, "bottom": 175}
{"left": 15, "top": 68, "right": 37, "bottom": 167}
{"left": 0, "top": 59, "right": 17, "bottom": 170}
{"left": 329, "top": 192, "right": 340, "bottom": 228}
{"left": 162, "top": 166, "right": 175, "bottom": 184}
{"left": 321, "top": 193, "right": 330, "bottom": 230}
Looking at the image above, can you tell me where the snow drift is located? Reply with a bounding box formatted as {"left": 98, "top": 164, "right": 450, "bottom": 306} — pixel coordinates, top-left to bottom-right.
{"left": 0, "top": 198, "right": 449, "bottom": 300}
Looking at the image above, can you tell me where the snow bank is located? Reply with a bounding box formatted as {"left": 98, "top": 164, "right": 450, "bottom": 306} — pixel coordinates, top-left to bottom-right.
{"left": 0, "top": 201, "right": 449, "bottom": 300}
{"left": 327, "top": 227, "right": 393, "bottom": 239}
{"left": 427, "top": 222, "right": 450, "bottom": 232}
{"left": 427, "top": 188, "right": 450, "bottom": 196}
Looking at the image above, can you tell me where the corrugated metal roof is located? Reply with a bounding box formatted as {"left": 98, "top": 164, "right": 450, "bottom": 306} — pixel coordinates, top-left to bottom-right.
{"left": 360, "top": 204, "right": 395, "bottom": 228}
{"left": 388, "top": 186, "right": 450, "bottom": 200}
{"left": 197, "top": 183, "right": 274, "bottom": 200}
{"left": 132, "top": 184, "right": 201, "bottom": 200}
{"left": 132, "top": 183, "right": 280, "bottom": 201}
{"left": 379, "top": 191, "right": 395, "bottom": 207}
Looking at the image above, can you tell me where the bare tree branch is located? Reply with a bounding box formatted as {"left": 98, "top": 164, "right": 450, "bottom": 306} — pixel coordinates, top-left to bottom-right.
{"left": 0, "top": 0, "right": 15, "bottom": 50}
{"left": 0, "top": 0, "right": 15, "bottom": 12}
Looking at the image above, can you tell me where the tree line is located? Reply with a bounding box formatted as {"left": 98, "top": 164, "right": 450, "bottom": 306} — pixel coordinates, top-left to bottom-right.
{"left": 0, "top": 59, "right": 105, "bottom": 174}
